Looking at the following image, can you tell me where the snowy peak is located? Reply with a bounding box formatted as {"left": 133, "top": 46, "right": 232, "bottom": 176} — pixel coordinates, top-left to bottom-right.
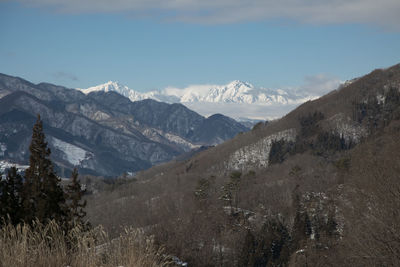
{"left": 227, "top": 80, "right": 253, "bottom": 90}
{"left": 204, "top": 80, "right": 254, "bottom": 103}
{"left": 78, "top": 80, "right": 310, "bottom": 106}
{"left": 80, "top": 81, "right": 124, "bottom": 94}
{"left": 78, "top": 81, "right": 148, "bottom": 101}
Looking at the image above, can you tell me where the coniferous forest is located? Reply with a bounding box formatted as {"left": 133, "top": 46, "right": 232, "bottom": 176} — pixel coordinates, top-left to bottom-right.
{"left": 1, "top": 115, "right": 85, "bottom": 229}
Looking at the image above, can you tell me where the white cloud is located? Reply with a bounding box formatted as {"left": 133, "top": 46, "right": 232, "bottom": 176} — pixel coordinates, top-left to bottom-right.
{"left": 163, "top": 84, "right": 215, "bottom": 98}
{"left": 183, "top": 102, "right": 298, "bottom": 121}
{"left": 13, "top": 0, "right": 400, "bottom": 29}
{"left": 300, "top": 74, "right": 342, "bottom": 96}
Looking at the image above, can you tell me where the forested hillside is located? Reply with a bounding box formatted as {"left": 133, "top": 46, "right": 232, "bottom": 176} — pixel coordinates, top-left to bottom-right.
{"left": 85, "top": 64, "right": 400, "bottom": 266}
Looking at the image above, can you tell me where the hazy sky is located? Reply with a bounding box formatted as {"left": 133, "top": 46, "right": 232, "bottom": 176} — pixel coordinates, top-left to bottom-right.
{"left": 1, "top": 0, "right": 399, "bottom": 92}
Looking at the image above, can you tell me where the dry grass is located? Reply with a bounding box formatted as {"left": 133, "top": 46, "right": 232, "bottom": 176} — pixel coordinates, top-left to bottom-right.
{"left": 0, "top": 220, "right": 173, "bottom": 267}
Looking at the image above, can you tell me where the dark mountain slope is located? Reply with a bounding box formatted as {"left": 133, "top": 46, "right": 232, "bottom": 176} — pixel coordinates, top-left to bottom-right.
{"left": 0, "top": 91, "right": 176, "bottom": 176}
{"left": 87, "top": 92, "right": 249, "bottom": 144}
{"left": 88, "top": 93, "right": 204, "bottom": 138}
{"left": 190, "top": 113, "right": 248, "bottom": 144}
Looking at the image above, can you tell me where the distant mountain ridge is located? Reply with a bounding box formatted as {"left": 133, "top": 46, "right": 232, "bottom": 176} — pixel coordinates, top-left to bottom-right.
{"left": 78, "top": 80, "right": 316, "bottom": 106}
{"left": 0, "top": 73, "right": 249, "bottom": 176}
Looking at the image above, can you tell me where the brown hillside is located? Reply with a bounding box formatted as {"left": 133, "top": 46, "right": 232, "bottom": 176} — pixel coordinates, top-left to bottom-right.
{"left": 86, "top": 63, "right": 400, "bottom": 266}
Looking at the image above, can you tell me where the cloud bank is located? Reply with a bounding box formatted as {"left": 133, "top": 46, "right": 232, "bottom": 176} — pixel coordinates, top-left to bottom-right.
{"left": 300, "top": 74, "right": 342, "bottom": 96}
{"left": 13, "top": 0, "right": 400, "bottom": 29}
{"left": 183, "top": 102, "right": 301, "bottom": 121}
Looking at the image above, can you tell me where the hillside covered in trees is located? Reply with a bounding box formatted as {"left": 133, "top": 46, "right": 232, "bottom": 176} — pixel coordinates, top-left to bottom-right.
{"left": 84, "top": 64, "right": 400, "bottom": 266}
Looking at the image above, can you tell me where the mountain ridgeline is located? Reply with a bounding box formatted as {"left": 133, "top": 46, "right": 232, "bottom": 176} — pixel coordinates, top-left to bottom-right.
{"left": 79, "top": 79, "right": 312, "bottom": 105}
{"left": 0, "top": 74, "right": 249, "bottom": 177}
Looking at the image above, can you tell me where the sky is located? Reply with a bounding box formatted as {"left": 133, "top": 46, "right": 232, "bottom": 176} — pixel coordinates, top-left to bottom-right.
{"left": 1, "top": 0, "right": 400, "bottom": 93}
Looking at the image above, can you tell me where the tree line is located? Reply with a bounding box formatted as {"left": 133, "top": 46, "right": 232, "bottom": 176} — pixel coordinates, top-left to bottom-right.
{"left": 0, "top": 115, "right": 87, "bottom": 230}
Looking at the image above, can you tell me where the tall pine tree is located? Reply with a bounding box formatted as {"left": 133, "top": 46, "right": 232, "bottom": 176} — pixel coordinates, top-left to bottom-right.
{"left": 22, "top": 115, "right": 67, "bottom": 225}
{"left": 65, "top": 168, "right": 87, "bottom": 227}
{"left": 0, "top": 167, "right": 23, "bottom": 225}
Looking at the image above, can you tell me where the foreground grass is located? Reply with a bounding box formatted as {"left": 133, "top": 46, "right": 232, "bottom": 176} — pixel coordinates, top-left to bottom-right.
{"left": 0, "top": 220, "right": 173, "bottom": 267}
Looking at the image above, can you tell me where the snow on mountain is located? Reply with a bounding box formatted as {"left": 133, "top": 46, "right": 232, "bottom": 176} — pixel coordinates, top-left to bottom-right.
{"left": 79, "top": 80, "right": 314, "bottom": 105}
{"left": 226, "top": 128, "right": 297, "bottom": 170}
{"left": 51, "top": 137, "right": 93, "bottom": 166}
{"left": 79, "top": 81, "right": 148, "bottom": 101}
{"left": 78, "top": 80, "right": 320, "bottom": 120}
{"left": 0, "top": 160, "right": 29, "bottom": 174}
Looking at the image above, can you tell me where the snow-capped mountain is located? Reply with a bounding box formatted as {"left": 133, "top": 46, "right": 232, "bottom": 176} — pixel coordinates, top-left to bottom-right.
{"left": 79, "top": 80, "right": 315, "bottom": 105}
{"left": 80, "top": 81, "right": 151, "bottom": 102}
{"left": 78, "top": 80, "right": 322, "bottom": 120}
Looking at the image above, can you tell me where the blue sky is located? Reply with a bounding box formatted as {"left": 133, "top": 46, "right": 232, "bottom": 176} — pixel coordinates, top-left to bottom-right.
{"left": 1, "top": 1, "right": 400, "bottom": 92}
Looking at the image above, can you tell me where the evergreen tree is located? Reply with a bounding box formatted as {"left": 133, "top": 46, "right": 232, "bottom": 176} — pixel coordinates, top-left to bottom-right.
{"left": 324, "top": 209, "right": 338, "bottom": 237}
{"left": 291, "top": 188, "right": 312, "bottom": 253}
{"left": 219, "top": 171, "right": 242, "bottom": 213}
{"left": 239, "top": 230, "right": 256, "bottom": 267}
{"left": 241, "top": 218, "right": 292, "bottom": 267}
{"left": 230, "top": 171, "right": 241, "bottom": 209}
{"left": 292, "top": 209, "right": 312, "bottom": 249}
{"left": 65, "top": 168, "right": 87, "bottom": 226}
{"left": 0, "top": 167, "right": 23, "bottom": 225}
{"left": 22, "top": 115, "right": 67, "bottom": 225}
{"left": 269, "top": 139, "right": 294, "bottom": 164}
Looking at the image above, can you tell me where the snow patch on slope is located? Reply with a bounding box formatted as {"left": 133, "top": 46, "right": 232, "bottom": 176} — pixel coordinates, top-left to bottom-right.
{"left": 226, "top": 128, "right": 296, "bottom": 170}
{"left": 51, "top": 137, "right": 93, "bottom": 166}
{"left": 141, "top": 128, "right": 200, "bottom": 152}
{"left": 0, "top": 160, "right": 29, "bottom": 174}
{"left": 163, "top": 132, "right": 201, "bottom": 150}
{"left": 328, "top": 113, "right": 367, "bottom": 143}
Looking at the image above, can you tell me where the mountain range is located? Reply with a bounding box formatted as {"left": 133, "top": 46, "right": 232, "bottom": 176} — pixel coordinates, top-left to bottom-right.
{"left": 79, "top": 80, "right": 312, "bottom": 105}
{"left": 78, "top": 80, "right": 318, "bottom": 120}
{"left": 0, "top": 74, "right": 248, "bottom": 177}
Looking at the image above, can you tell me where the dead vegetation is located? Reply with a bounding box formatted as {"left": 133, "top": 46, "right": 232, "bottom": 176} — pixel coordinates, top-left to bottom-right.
{"left": 0, "top": 220, "right": 172, "bottom": 267}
